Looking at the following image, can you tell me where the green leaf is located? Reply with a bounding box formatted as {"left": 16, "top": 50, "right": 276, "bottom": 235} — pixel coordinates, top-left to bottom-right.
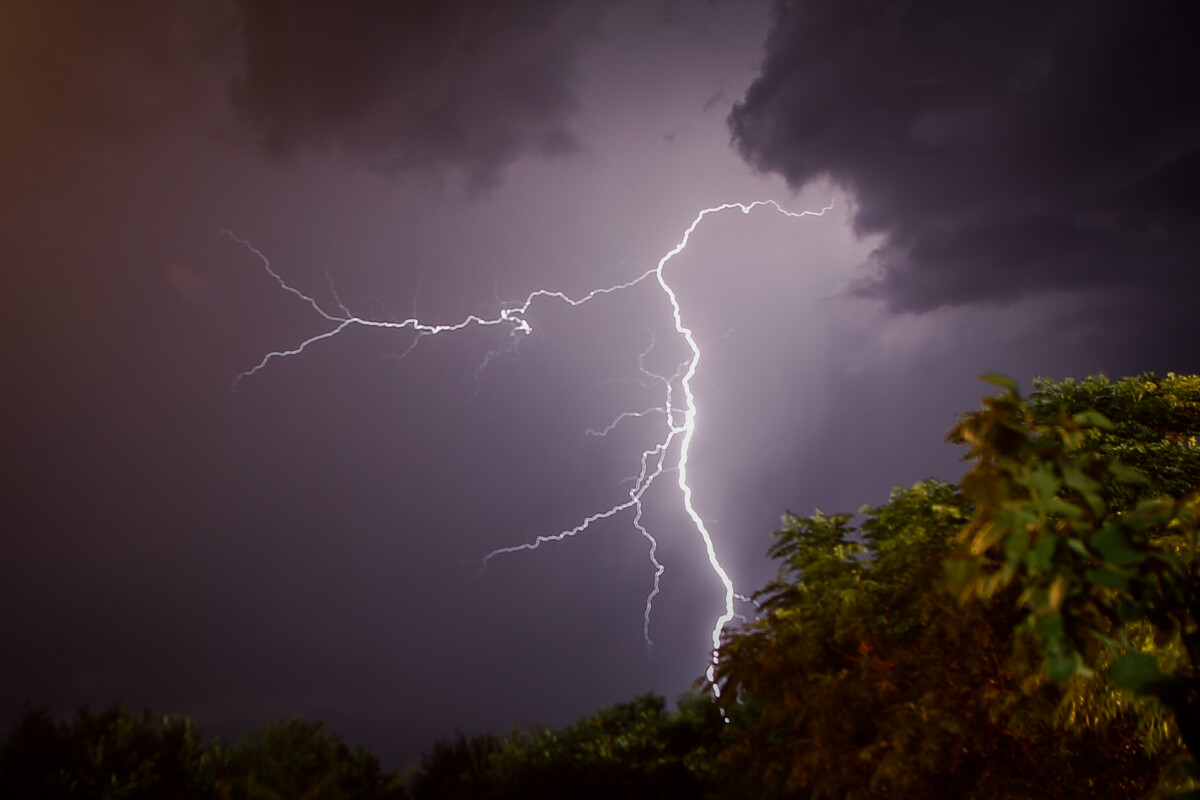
{"left": 1034, "top": 612, "right": 1066, "bottom": 639}
{"left": 1025, "top": 537, "right": 1056, "bottom": 572}
{"left": 977, "top": 373, "right": 1019, "bottom": 393}
{"left": 1110, "top": 652, "right": 1162, "bottom": 693}
{"left": 1044, "top": 495, "right": 1085, "bottom": 518}
{"left": 1027, "top": 463, "right": 1061, "bottom": 502}
{"left": 1107, "top": 460, "right": 1150, "bottom": 485}
{"left": 1083, "top": 567, "right": 1130, "bottom": 592}
{"left": 1089, "top": 524, "right": 1145, "bottom": 566}
{"left": 1070, "top": 410, "right": 1114, "bottom": 430}
{"left": 1046, "top": 651, "right": 1079, "bottom": 682}
{"left": 1004, "top": 526, "right": 1030, "bottom": 561}
{"left": 1129, "top": 496, "right": 1177, "bottom": 529}
{"left": 1059, "top": 460, "right": 1099, "bottom": 495}
{"left": 1066, "top": 538, "right": 1091, "bottom": 558}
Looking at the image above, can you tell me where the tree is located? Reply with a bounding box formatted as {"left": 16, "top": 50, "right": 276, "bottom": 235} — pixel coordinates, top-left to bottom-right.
{"left": 407, "top": 731, "right": 501, "bottom": 800}
{"left": 950, "top": 373, "right": 1200, "bottom": 783}
{"left": 0, "top": 705, "right": 211, "bottom": 799}
{"left": 1021, "top": 374, "right": 1200, "bottom": 503}
{"left": 406, "top": 692, "right": 725, "bottom": 800}
{"left": 0, "top": 707, "right": 405, "bottom": 800}
{"left": 218, "top": 717, "right": 402, "bottom": 800}
{"left": 713, "top": 476, "right": 1171, "bottom": 799}
{"left": 487, "top": 691, "right": 724, "bottom": 800}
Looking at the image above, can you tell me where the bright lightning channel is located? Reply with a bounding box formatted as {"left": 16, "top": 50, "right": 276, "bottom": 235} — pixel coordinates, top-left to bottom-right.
{"left": 231, "top": 199, "right": 831, "bottom": 696}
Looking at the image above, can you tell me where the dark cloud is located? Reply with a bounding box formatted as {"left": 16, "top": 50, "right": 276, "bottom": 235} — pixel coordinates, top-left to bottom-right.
{"left": 0, "top": 2, "right": 601, "bottom": 188}
{"left": 231, "top": 0, "right": 600, "bottom": 187}
{"left": 730, "top": 0, "right": 1200, "bottom": 314}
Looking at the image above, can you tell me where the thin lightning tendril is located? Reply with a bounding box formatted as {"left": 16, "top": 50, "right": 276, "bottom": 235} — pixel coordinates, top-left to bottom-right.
{"left": 231, "top": 199, "right": 832, "bottom": 698}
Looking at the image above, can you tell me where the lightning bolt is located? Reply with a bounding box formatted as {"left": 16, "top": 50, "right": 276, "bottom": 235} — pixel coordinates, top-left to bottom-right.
{"left": 231, "top": 199, "right": 832, "bottom": 696}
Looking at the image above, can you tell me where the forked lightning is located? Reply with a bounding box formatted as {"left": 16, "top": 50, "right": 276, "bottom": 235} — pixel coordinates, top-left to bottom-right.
{"left": 233, "top": 199, "right": 831, "bottom": 694}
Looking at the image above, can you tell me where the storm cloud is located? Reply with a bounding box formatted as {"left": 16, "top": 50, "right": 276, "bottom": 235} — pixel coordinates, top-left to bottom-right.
{"left": 231, "top": 0, "right": 600, "bottom": 187}
{"left": 1, "top": 1, "right": 601, "bottom": 188}
{"left": 730, "top": 0, "right": 1200, "bottom": 314}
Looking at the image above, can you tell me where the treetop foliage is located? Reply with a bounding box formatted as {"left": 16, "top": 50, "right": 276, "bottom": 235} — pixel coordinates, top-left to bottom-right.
{"left": 0, "top": 706, "right": 403, "bottom": 800}
{"left": 714, "top": 476, "right": 1169, "bottom": 799}
{"left": 949, "top": 372, "right": 1200, "bottom": 782}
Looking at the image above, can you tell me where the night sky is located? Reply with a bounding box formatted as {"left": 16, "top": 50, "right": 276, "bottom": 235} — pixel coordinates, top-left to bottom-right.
{"left": 3, "top": 0, "right": 1199, "bottom": 769}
